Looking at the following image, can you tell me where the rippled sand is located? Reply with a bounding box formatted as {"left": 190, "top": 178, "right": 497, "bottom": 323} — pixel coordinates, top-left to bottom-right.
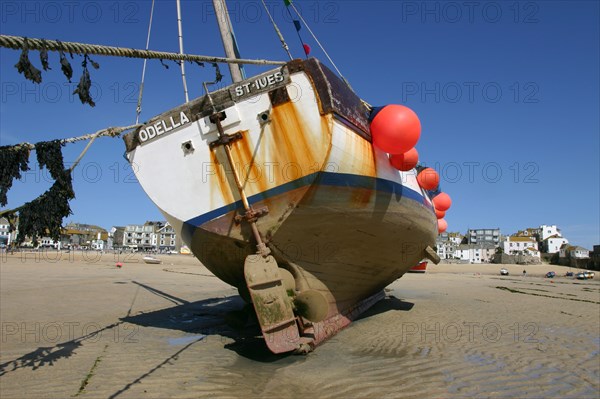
{"left": 1, "top": 252, "right": 598, "bottom": 398}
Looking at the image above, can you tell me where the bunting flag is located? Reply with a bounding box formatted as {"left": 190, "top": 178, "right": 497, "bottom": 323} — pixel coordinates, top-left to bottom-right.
{"left": 284, "top": 0, "right": 308, "bottom": 58}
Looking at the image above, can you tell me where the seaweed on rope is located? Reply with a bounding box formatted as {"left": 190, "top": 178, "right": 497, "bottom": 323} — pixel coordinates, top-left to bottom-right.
{"left": 0, "top": 124, "right": 139, "bottom": 245}
{"left": 0, "top": 145, "right": 31, "bottom": 207}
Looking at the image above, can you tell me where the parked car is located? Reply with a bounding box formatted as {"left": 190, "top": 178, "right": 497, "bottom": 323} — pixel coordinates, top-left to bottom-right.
{"left": 578, "top": 271, "right": 595, "bottom": 280}
{"left": 500, "top": 268, "right": 509, "bottom": 276}
{"left": 545, "top": 271, "right": 556, "bottom": 278}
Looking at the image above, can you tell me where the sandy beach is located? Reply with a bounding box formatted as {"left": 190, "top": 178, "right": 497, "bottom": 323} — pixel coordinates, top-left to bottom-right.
{"left": 1, "top": 251, "right": 598, "bottom": 398}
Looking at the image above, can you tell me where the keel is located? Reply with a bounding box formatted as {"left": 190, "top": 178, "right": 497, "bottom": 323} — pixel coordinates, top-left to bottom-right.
{"left": 244, "top": 254, "right": 301, "bottom": 353}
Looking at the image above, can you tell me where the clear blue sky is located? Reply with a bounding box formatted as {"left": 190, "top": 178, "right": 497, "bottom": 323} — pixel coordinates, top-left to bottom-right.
{"left": 1, "top": 1, "right": 598, "bottom": 250}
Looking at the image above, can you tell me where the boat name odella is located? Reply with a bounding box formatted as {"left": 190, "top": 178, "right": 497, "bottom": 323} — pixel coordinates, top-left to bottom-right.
{"left": 139, "top": 111, "right": 190, "bottom": 142}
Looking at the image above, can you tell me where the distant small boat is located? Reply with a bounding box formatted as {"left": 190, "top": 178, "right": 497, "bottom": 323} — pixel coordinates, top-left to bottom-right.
{"left": 143, "top": 256, "right": 162, "bottom": 265}
{"left": 408, "top": 261, "right": 428, "bottom": 273}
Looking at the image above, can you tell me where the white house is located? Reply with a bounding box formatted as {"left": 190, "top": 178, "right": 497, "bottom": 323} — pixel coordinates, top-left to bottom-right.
{"left": 0, "top": 217, "right": 13, "bottom": 246}
{"left": 455, "top": 243, "right": 495, "bottom": 263}
{"left": 123, "top": 221, "right": 178, "bottom": 252}
{"left": 523, "top": 247, "right": 540, "bottom": 258}
{"left": 503, "top": 236, "right": 539, "bottom": 255}
{"left": 560, "top": 245, "right": 590, "bottom": 259}
{"left": 436, "top": 232, "right": 463, "bottom": 259}
{"left": 436, "top": 241, "right": 452, "bottom": 259}
{"left": 38, "top": 237, "right": 61, "bottom": 249}
{"left": 154, "top": 223, "right": 177, "bottom": 252}
{"left": 542, "top": 235, "right": 569, "bottom": 254}
{"left": 123, "top": 223, "right": 155, "bottom": 250}
{"left": 539, "top": 225, "right": 562, "bottom": 241}
{"left": 90, "top": 233, "right": 105, "bottom": 250}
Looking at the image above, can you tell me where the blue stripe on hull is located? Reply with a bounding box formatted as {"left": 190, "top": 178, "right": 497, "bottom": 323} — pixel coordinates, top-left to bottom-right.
{"left": 183, "top": 172, "right": 430, "bottom": 231}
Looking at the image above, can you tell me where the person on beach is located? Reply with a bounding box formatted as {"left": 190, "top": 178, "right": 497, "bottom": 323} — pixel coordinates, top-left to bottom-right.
{"left": 523, "top": 269, "right": 527, "bottom": 276}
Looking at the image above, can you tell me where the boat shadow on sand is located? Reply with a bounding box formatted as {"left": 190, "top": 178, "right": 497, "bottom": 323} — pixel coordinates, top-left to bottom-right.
{"left": 0, "top": 283, "right": 414, "bottom": 379}
{"left": 121, "top": 283, "right": 415, "bottom": 362}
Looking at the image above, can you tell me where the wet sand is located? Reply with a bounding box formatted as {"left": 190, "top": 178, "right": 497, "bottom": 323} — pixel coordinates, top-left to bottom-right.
{"left": 1, "top": 251, "right": 598, "bottom": 398}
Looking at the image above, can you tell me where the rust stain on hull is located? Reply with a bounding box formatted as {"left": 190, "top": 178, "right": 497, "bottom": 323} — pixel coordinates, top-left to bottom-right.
{"left": 203, "top": 101, "right": 334, "bottom": 242}
{"left": 209, "top": 149, "right": 236, "bottom": 206}
{"left": 225, "top": 104, "right": 332, "bottom": 198}
{"left": 265, "top": 102, "right": 331, "bottom": 186}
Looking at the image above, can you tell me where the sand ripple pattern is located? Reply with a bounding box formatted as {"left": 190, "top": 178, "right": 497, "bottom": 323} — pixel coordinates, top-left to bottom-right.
{"left": 1, "top": 258, "right": 598, "bottom": 398}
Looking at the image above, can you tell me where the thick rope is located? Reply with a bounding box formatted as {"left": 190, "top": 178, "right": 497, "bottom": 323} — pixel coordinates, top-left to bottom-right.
{"left": 0, "top": 35, "right": 286, "bottom": 66}
{"left": 4, "top": 124, "right": 141, "bottom": 151}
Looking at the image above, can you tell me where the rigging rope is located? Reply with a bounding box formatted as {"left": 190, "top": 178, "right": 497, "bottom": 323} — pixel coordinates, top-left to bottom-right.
{"left": 136, "top": 0, "right": 156, "bottom": 124}
{"left": 69, "top": 131, "right": 100, "bottom": 172}
{"left": 261, "top": 0, "right": 293, "bottom": 60}
{"left": 284, "top": 4, "right": 308, "bottom": 59}
{"left": 0, "top": 35, "right": 286, "bottom": 66}
{"left": 286, "top": 2, "right": 350, "bottom": 87}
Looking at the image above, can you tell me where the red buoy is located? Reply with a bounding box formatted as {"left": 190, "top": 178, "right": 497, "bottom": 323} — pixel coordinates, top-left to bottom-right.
{"left": 417, "top": 167, "right": 439, "bottom": 190}
{"left": 390, "top": 148, "right": 419, "bottom": 171}
{"left": 435, "top": 208, "right": 445, "bottom": 219}
{"left": 370, "top": 105, "right": 421, "bottom": 154}
{"left": 438, "top": 218, "right": 448, "bottom": 233}
{"left": 433, "top": 192, "right": 452, "bottom": 211}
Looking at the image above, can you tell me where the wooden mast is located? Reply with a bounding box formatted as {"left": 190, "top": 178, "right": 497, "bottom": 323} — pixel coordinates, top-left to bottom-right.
{"left": 212, "top": 0, "right": 243, "bottom": 83}
{"left": 176, "top": 0, "right": 190, "bottom": 102}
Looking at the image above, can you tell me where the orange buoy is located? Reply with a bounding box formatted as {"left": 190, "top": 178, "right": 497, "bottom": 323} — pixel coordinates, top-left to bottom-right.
{"left": 435, "top": 208, "right": 445, "bottom": 219}
{"left": 390, "top": 147, "right": 419, "bottom": 171}
{"left": 417, "top": 167, "right": 439, "bottom": 190}
{"left": 438, "top": 218, "right": 448, "bottom": 233}
{"left": 370, "top": 105, "right": 421, "bottom": 154}
{"left": 116, "top": 262, "right": 123, "bottom": 268}
{"left": 433, "top": 192, "right": 452, "bottom": 211}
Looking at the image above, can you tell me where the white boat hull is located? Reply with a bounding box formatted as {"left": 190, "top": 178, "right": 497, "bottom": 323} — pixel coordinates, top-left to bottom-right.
{"left": 125, "top": 59, "right": 438, "bottom": 351}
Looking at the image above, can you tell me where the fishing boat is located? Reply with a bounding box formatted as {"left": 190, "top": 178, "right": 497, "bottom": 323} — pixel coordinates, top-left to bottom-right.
{"left": 408, "top": 261, "right": 428, "bottom": 273}
{"left": 143, "top": 255, "right": 162, "bottom": 265}
{"left": 123, "top": 0, "right": 449, "bottom": 353}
